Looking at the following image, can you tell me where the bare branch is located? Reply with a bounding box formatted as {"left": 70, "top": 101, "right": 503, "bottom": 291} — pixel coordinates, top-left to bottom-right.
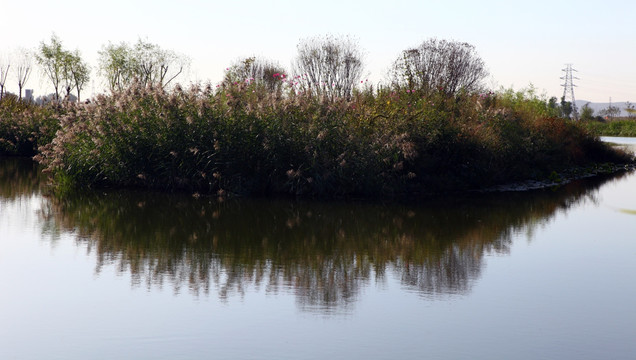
{"left": 14, "top": 48, "right": 33, "bottom": 101}
{"left": 390, "top": 39, "right": 488, "bottom": 96}
{"left": 294, "top": 35, "right": 364, "bottom": 101}
{"left": 0, "top": 54, "right": 9, "bottom": 100}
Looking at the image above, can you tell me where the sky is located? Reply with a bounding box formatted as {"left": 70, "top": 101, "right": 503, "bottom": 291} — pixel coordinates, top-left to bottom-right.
{"left": 1, "top": 0, "right": 634, "bottom": 103}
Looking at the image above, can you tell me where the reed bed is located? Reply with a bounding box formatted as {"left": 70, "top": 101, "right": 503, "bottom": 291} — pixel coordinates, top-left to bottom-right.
{"left": 1, "top": 82, "right": 630, "bottom": 198}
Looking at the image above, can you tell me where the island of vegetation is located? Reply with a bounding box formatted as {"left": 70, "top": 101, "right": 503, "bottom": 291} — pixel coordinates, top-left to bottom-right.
{"left": 0, "top": 35, "right": 633, "bottom": 199}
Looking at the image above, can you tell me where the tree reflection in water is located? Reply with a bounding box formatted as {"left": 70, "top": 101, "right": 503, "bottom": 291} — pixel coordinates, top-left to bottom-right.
{"left": 0, "top": 157, "right": 43, "bottom": 200}
{"left": 2, "top": 157, "right": 628, "bottom": 312}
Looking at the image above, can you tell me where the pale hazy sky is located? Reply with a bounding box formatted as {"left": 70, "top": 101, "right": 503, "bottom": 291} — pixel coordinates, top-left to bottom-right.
{"left": 1, "top": 0, "right": 634, "bottom": 102}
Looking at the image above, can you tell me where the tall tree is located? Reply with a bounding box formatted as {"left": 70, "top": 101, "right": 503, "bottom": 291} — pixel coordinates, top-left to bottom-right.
{"left": 294, "top": 35, "right": 364, "bottom": 100}
{"left": 14, "top": 48, "right": 33, "bottom": 101}
{"left": 99, "top": 42, "right": 135, "bottom": 92}
{"left": 560, "top": 96, "right": 573, "bottom": 119}
{"left": 36, "top": 34, "right": 66, "bottom": 100}
{"left": 390, "top": 38, "right": 488, "bottom": 96}
{"left": 61, "top": 50, "right": 90, "bottom": 101}
{"left": 67, "top": 50, "right": 90, "bottom": 102}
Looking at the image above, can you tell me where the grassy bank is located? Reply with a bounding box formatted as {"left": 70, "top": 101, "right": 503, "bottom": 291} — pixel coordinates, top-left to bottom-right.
{"left": 580, "top": 119, "right": 636, "bottom": 137}
{"left": 3, "top": 84, "right": 633, "bottom": 198}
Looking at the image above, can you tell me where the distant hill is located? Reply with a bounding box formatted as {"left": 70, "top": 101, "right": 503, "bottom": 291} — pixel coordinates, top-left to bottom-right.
{"left": 575, "top": 100, "right": 633, "bottom": 117}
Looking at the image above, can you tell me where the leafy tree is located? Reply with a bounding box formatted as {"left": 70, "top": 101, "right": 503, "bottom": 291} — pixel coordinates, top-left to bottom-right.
{"left": 294, "top": 35, "right": 364, "bottom": 100}
{"left": 560, "top": 96, "right": 573, "bottom": 118}
{"left": 63, "top": 50, "right": 90, "bottom": 101}
{"left": 36, "top": 34, "right": 90, "bottom": 102}
{"left": 99, "top": 39, "right": 188, "bottom": 91}
{"left": 580, "top": 102, "right": 595, "bottom": 121}
{"left": 625, "top": 101, "right": 635, "bottom": 119}
{"left": 390, "top": 38, "right": 488, "bottom": 96}
{"left": 547, "top": 96, "right": 562, "bottom": 117}
{"left": 98, "top": 42, "right": 135, "bottom": 92}
{"left": 36, "top": 34, "right": 66, "bottom": 100}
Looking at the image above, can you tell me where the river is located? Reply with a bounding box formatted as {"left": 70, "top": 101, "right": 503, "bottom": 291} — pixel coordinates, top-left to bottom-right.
{"left": 1, "top": 138, "right": 635, "bottom": 359}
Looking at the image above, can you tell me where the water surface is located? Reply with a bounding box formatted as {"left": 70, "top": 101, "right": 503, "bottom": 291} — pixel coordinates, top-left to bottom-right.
{"left": 1, "top": 140, "right": 635, "bottom": 359}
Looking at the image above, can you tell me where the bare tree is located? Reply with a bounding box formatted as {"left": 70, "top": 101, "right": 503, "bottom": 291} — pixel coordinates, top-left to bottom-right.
{"left": 0, "top": 54, "right": 9, "bottom": 100}
{"left": 390, "top": 38, "right": 488, "bottom": 96}
{"left": 134, "top": 39, "right": 189, "bottom": 88}
{"left": 14, "top": 48, "right": 33, "bottom": 101}
{"left": 294, "top": 35, "right": 364, "bottom": 100}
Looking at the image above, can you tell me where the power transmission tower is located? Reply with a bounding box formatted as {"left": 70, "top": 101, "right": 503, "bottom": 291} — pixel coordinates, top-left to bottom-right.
{"left": 561, "top": 64, "right": 579, "bottom": 120}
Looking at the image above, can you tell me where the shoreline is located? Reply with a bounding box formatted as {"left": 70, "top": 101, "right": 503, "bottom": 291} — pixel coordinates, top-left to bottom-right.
{"left": 478, "top": 162, "right": 636, "bottom": 193}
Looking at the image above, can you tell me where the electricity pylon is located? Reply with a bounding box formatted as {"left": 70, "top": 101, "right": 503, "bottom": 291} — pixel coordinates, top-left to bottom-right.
{"left": 561, "top": 64, "right": 579, "bottom": 120}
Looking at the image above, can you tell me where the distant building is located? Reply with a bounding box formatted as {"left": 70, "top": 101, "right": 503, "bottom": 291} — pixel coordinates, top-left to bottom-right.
{"left": 25, "top": 89, "right": 34, "bottom": 102}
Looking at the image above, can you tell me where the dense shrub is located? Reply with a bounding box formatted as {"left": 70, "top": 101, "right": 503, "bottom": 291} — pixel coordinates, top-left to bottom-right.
{"left": 30, "top": 82, "right": 633, "bottom": 198}
{"left": 0, "top": 95, "right": 60, "bottom": 156}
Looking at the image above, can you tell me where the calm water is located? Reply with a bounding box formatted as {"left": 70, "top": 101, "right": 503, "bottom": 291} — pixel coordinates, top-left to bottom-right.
{"left": 1, "top": 139, "right": 636, "bottom": 360}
